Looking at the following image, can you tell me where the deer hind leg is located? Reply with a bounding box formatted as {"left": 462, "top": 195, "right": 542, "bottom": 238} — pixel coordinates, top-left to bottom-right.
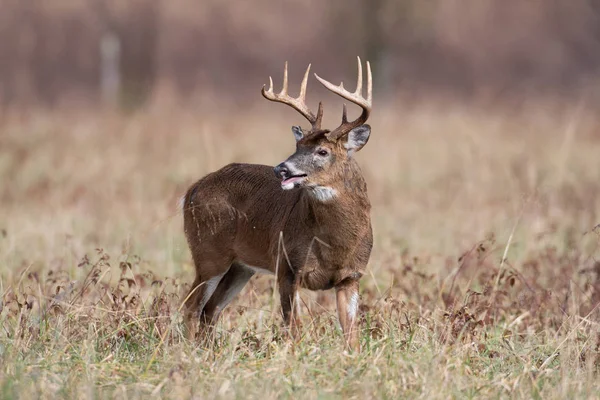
{"left": 201, "top": 262, "right": 255, "bottom": 327}
{"left": 183, "top": 196, "right": 240, "bottom": 340}
{"left": 184, "top": 266, "right": 228, "bottom": 341}
{"left": 335, "top": 279, "right": 360, "bottom": 352}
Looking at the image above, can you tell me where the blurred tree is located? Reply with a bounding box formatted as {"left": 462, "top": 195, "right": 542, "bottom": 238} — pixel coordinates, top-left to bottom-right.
{"left": 95, "top": 0, "right": 159, "bottom": 110}
{"left": 1, "top": 0, "right": 600, "bottom": 106}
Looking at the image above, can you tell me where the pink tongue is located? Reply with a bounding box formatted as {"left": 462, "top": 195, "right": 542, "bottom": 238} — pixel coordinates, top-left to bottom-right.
{"left": 282, "top": 176, "right": 303, "bottom": 185}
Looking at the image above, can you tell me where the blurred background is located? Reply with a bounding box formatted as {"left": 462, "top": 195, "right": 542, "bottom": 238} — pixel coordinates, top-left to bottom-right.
{"left": 3, "top": 0, "right": 600, "bottom": 110}
{"left": 2, "top": 0, "right": 600, "bottom": 284}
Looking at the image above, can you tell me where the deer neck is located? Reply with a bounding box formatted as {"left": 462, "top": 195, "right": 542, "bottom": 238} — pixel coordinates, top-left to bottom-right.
{"left": 302, "top": 160, "right": 371, "bottom": 231}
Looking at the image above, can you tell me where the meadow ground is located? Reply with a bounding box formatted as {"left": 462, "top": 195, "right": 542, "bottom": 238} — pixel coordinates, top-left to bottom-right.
{"left": 1, "top": 98, "right": 600, "bottom": 399}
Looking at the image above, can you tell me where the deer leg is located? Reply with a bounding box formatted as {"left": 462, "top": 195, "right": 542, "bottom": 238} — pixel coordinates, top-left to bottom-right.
{"left": 184, "top": 274, "right": 204, "bottom": 341}
{"left": 335, "top": 279, "right": 360, "bottom": 352}
{"left": 184, "top": 269, "right": 227, "bottom": 341}
{"left": 202, "top": 262, "right": 255, "bottom": 326}
{"left": 278, "top": 271, "right": 301, "bottom": 340}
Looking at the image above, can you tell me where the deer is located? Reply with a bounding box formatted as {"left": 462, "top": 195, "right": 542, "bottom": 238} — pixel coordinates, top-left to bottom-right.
{"left": 182, "top": 57, "right": 373, "bottom": 351}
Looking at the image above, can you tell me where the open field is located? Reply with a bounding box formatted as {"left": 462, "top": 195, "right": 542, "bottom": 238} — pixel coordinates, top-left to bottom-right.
{"left": 1, "top": 99, "right": 600, "bottom": 399}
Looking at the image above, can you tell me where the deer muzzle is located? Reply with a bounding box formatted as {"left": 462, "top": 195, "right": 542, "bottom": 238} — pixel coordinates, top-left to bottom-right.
{"left": 274, "top": 162, "right": 307, "bottom": 190}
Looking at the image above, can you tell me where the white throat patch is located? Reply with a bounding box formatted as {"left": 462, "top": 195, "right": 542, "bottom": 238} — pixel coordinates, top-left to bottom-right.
{"left": 309, "top": 186, "right": 338, "bottom": 202}
{"left": 282, "top": 181, "right": 296, "bottom": 190}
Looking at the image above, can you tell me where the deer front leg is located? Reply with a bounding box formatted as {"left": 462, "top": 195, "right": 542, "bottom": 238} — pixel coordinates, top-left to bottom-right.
{"left": 335, "top": 279, "right": 360, "bottom": 352}
{"left": 278, "top": 271, "right": 301, "bottom": 340}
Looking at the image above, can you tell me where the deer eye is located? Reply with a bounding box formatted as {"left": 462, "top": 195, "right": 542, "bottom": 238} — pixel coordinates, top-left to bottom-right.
{"left": 317, "top": 149, "right": 329, "bottom": 157}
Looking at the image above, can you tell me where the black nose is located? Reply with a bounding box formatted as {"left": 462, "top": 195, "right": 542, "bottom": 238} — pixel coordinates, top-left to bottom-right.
{"left": 274, "top": 163, "right": 289, "bottom": 179}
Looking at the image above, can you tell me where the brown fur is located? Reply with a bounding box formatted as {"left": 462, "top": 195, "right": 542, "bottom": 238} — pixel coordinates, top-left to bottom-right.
{"left": 183, "top": 148, "right": 372, "bottom": 349}
{"left": 183, "top": 59, "right": 373, "bottom": 350}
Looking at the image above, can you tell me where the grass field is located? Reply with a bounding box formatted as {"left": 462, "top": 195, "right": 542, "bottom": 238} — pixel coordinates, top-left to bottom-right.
{"left": 1, "top": 99, "right": 600, "bottom": 399}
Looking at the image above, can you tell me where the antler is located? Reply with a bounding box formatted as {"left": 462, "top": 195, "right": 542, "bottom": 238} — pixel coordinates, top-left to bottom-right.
{"left": 314, "top": 56, "right": 372, "bottom": 142}
{"left": 262, "top": 62, "right": 324, "bottom": 131}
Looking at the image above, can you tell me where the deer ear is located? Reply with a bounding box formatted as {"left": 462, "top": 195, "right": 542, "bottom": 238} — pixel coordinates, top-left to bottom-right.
{"left": 291, "top": 126, "right": 304, "bottom": 142}
{"left": 344, "top": 124, "right": 371, "bottom": 154}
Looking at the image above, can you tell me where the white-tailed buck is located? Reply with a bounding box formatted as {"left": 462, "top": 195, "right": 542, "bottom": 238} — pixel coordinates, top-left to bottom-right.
{"left": 182, "top": 57, "right": 373, "bottom": 350}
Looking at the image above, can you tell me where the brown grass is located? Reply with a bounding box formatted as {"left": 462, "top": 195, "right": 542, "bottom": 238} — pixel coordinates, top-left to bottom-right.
{"left": 1, "top": 99, "right": 600, "bottom": 398}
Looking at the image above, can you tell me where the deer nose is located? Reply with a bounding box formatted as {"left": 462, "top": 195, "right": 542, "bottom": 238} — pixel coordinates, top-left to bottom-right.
{"left": 274, "top": 163, "right": 289, "bottom": 179}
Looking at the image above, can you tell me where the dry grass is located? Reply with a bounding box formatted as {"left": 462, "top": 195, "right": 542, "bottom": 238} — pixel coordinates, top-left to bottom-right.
{"left": 1, "top": 99, "right": 600, "bottom": 399}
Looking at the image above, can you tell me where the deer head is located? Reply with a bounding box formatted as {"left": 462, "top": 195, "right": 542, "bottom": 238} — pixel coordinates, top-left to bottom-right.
{"left": 262, "top": 57, "right": 372, "bottom": 199}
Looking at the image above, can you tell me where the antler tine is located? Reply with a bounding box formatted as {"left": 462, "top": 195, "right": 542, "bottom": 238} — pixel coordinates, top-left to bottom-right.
{"left": 367, "top": 61, "right": 372, "bottom": 103}
{"left": 314, "top": 57, "right": 373, "bottom": 142}
{"left": 355, "top": 56, "right": 362, "bottom": 96}
{"left": 315, "top": 101, "right": 324, "bottom": 128}
{"left": 261, "top": 63, "right": 322, "bottom": 130}
{"left": 268, "top": 76, "right": 274, "bottom": 93}
{"left": 299, "top": 64, "right": 311, "bottom": 103}
{"left": 281, "top": 62, "right": 288, "bottom": 95}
